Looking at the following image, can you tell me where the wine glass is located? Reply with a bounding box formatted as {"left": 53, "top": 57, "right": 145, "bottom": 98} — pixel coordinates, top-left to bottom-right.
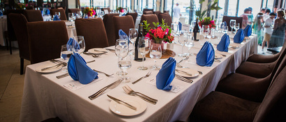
{"left": 230, "top": 19, "right": 236, "bottom": 33}
{"left": 149, "top": 45, "right": 162, "bottom": 70}
{"left": 115, "top": 39, "right": 129, "bottom": 75}
{"left": 60, "top": 45, "right": 72, "bottom": 72}
{"left": 73, "top": 36, "right": 86, "bottom": 54}
{"left": 137, "top": 39, "right": 150, "bottom": 70}
{"left": 129, "top": 28, "right": 138, "bottom": 54}
{"left": 76, "top": 11, "right": 82, "bottom": 18}
{"left": 178, "top": 31, "right": 188, "bottom": 57}
{"left": 235, "top": 23, "right": 240, "bottom": 33}
{"left": 223, "top": 26, "right": 228, "bottom": 34}
{"left": 69, "top": 13, "right": 75, "bottom": 21}
{"left": 185, "top": 34, "right": 193, "bottom": 56}
{"left": 118, "top": 55, "right": 132, "bottom": 82}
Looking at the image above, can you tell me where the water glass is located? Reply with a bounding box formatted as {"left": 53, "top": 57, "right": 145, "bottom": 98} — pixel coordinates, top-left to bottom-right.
{"left": 230, "top": 19, "right": 236, "bottom": 33}
{"left": 178, "top": 31, "right": 188, "bottom": 57}
{"left": 118, "top": 55, "right": 132, "bottom": 82}
{"left": 223, "top": 26, "right": 228, "bottom": 34}
{"left": 129, "top": 28, "right": 138, "bottom": 54}
{"left": 60, "top": 45, "right": 72, "bottom": 72}
{"left": 185, "top": 34, "right": 194, "bottom": 56}
{"left": 149, "top": 45, "right": 162, "bottom": 70}
{"left": 137, "top": 39, "right": 150, "bottom": 70}
{"left": 73, "top": 36, "right": 86, "bottom": 54}
{"left": 235, "top": 23, "right": 240, "bottom": 32}
{"left": 69, "top": 13, "right": 75, "bottom": 21}
{"left": 115, "top": 39, "right": 129, "bottom": 59}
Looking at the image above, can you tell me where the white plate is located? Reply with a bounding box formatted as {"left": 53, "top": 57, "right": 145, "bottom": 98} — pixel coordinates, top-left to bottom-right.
{"left": 36, "top": 64, "right": 62, "bottom": 74}
{"left": 109, "top": 95, "right": 147, "bottom": 116}
{"left": 215, "top": 54, "right": 223, "bottom": 59}
{"left": 176, "top": 68, "right": 199, "bottom": 78}
{"left": 229, "top": 43, "right": 240, "bottom": 49}
{"left": 88, "top": 48, "right": 108, "bottom": 54}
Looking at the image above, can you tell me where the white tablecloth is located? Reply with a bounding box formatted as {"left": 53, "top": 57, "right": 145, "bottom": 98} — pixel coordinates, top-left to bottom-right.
{"left": 20, "top": 34, "right": 257, "bottom": 122}
{"left": 0, "top": 15, "right": 7, "bottom": 46}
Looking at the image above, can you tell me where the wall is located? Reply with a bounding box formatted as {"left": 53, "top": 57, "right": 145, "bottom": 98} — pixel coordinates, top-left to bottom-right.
{"left": 68, "top": 0, "right": 76, "bottom": 8}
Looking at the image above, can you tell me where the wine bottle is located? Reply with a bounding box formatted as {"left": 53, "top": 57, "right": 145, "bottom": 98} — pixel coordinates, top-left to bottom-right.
{"left": 134, "top": 23, "right": 145, "bottom": 61}
{"left": 193, "top": 18, "right": 200, "bottom": 41}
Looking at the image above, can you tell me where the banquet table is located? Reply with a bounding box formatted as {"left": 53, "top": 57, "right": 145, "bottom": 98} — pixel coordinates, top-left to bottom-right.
{"left": 0, "top": 15, "right": 7, "bottom": 46}
{"left": 20, "top": 33, "right": 257, "bottom": 122}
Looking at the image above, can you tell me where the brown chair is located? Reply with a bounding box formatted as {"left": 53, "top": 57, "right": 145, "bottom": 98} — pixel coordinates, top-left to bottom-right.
{"left": 113, "top": 16, "right": 135, "bottom": 41}
{"left": 143, "top": 9, "right": 153, "bottom": 14}
{"left": 50, "top": 9, "right": 67, "bottom": 20}
{"left": 140, "top": 14, "right": 159, "bottom": 35}
{"left": 6, "top": 9, "right": 25, "bottom": 54}
{"left": 68, "top": 8, "right": 80, "bottom": 14}
{"left": 164, "top": 10, "right": 169, "bottom": 14}
{"left": 26, "top": 6, "right": 34, "bottom": 10}
{"left": 190, "top": 55, "right": 286, "bottom": 122}
{"left": 103, "top": 13, "right": 119, "bottom": 46}
{"left": 153, "top": 11, "right": 161, "bottom": 17}
{"left": 126, "top": 12, "right": 138, "bottom": 24}
{"left": 75, "top": 18, "right": 109, "bottom": 51}
{"left": 27, "top": 21, "right": 69, "bottom": 64}
{"left": 222, "top": 16, "right": 243, "bottom": 31}
{"left": 23, "top": 10, "right": 43, "bottom": 22}
{"left": 143, "top": 11, "right": 153, "bottom": 14}
{"left": 9, "top": 14, "right": 29, "bottom": 75}
{"left": 101, "top": 8, "right": 111, "bottom": 14}
{"left": 158, "top": 13, "right": 172, "bottom": 27}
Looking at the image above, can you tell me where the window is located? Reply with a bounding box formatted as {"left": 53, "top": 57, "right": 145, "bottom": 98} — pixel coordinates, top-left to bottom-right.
{"left": 266, "top": 0, "right": 274, "bottom": 11}
{"left": 94, "top": 0, "right": 105, "bottom": 7}
{"left": 238, "top": 0, "right": 262, "bottom": 17}
{"left": 81, "top": 0, "right": 91, "bottom": 7}
{"left": 227, "top": 0, "right": 237, "bottom": 16}
{"left": 218, "top": 0, "right": 225, "bottom": 18}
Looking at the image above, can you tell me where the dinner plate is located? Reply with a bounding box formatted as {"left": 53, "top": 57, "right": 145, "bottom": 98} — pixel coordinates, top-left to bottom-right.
{"left": 229, "top": 43, "right": 240, "bottom": 49}
{"left": 36, "top": 64, "right": 63, "bottom": 74}
{"left": 176, "top": 68, "right": 199, "bottom": 78}
{"left": 88, "top": 48, "right": 108, "bottom": 54}
{"left": 215, "top": 54, "right": 223, "bottom": 59}
{"left": 109, "top": 95, "right": 147, "bottom": 116}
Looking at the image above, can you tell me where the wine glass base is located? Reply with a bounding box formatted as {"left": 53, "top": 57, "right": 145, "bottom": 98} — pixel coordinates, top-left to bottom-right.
{"left": 150, "top": 65, "right": 161, "bottom": 70}
{"left": 116, "top": 71, "right": 128, "bottom": 76}
{"left": 122, "top": 77, "right": 131, "bottom": 83}
{"left": 178, "top": 54, "right": 186, "bottom": 57}
{"left": 138, "top": 66, "right": 148, "bottom": 70}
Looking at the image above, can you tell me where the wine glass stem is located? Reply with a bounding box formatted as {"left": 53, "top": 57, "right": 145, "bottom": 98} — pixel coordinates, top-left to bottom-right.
{"left": 142, "top": 54, "right": 145, "bottom": 68}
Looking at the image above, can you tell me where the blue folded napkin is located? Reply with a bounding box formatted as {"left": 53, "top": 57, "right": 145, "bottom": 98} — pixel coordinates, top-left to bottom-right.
{"left": 178, "top": 22, "right": 182, "bottom": 31}
{"left": 217, "top": 34, "right": 230, "bottom": 52}
{"left": 119, "top": 29, "right": 129, "bottom": 44}
{"left": 53, "top": 15, "right": 61, "bottom": 21}
{"left": 68, "top": 53, "right": 98, "bottom": 84}
{"left": 0, "top": 11, "right": 3, "bottom": 16}
{"left": 234, "top": 29, "right": 245, "bottom": 44}
{"left": 46, "top": 9, "right": 50, "bottom": 15}
{"left": 67, "top": 38, "right": 80, "bottom": 52}
{"left": 196, "top": 41, "right": 215, "bottom": 67}
{"left": 121, "top": 13, "right": 126, "bottom": 16}
{"left": 156, "top": 57, "right": 176, "bottom": 91}
{"left": 244, "top": 25, "right": 252, "bottom": 37}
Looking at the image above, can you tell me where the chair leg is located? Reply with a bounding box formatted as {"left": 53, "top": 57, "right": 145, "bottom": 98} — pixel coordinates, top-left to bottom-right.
{"left": 5, "top": 38, "right": 8, "bottom": 50}
{"left": 9, "top": 40, "right": 12, "bottom": 55}
{"left": 20, "top": 58, "right": 24, "bottom": 75}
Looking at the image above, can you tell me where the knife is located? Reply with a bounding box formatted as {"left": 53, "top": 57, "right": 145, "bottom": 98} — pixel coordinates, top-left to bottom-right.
{"left": 107, "top": 95, "right": 137, "bottom": 110}
{"left": 88, "top": 79, "right": 123, "bottom": 100}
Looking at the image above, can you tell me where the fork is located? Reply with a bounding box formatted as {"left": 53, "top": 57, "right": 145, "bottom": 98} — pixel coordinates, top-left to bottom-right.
{"left": 122, "top": 85, "right": 158, "bottom": 104}
{"left": 93, "top": 69, "right": 113, "bottom": 77}
{"left": 132, "top": 71, "right": 152, "bottom": 84}
{"left": 41, "top": 62, "right": 67, "bottom": 71}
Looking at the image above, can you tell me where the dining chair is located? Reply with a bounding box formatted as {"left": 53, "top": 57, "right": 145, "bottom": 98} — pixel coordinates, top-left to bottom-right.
{"left": 27, "top": 21, "right": 69, "bottom": 64}
{"left": 140, "top": 14, "right": 159, "bottom": 35}
{"left": 9, "top": 13, "right": 29, "bottom": 75}
{"left": 158, "top": 13, "right": 172, "bottom": 27}
{"left": 26, "top": 6, "right": 34, "bottom": 10}
{"left": 126, "top": 12, "right": 138, "bottom": 24}
{"left": 222, "top": 16, "right": 243, "bottom": 31}
{"left": 6, "top": 9, "right": 25, "bottom": 55}
{"left": 143, "top": 8, "right": 153, "bottom": 14}
{"left": 23, "top": 10, "right": 43, "bottom": 22}
{"left": 216, "top": 42, "right": 286, "bottom": 102}
{"left": 103, "top": 13, "right": 119, "bottom": 46}
{"left": 164, "top": 10, "right": 169, "bottom": 14}
{"left": 75, "top": 18, "right": 109, "bottom": 51}
{"left": 153, "top": 11, "right": 161, "bottom": 17}
{"left": 143, "top": 11, "right": 153, "bottom": 14}
{"left": 190, "top": 56, "right": 286, "bottom": 121}
{"left": 50, "top": 9, "right": 67, "bottom": 20}
{"left": 68, "top": 8, "right": 81, "bottom": 14}
{"left": 113, "top": 16, "right": 135, "bottom": 41}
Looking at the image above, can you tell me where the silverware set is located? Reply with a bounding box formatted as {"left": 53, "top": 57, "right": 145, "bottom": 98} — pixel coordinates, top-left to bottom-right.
{"left": 132, "top": 71, "right": 152, "bottom": 84}
{"left": 89, "top": 79, "right": 123, "bottom": 100}
{"left": 122, "top": 85, "right": 157, "bottom": 104}
{"left": 83, "top": 52, "right": 107, "bottom": 58}
{"left": 93, "top": 69, "right": 114, "bottom": 77}
{"left": 107, "top": 95, "right": 137, "bottom": 110}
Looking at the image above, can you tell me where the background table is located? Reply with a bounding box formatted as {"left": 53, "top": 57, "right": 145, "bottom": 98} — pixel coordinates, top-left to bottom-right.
{"left": 20, "top": 34, "right": 257, "bottom": 122}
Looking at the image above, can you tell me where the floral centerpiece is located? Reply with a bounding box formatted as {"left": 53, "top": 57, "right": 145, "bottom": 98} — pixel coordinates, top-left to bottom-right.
{"left": 83, "top": 7, "right": 96, "bottom": 18}
{"left": 15, "top": 3, "right": 27, "bottom": 9}
{"left": 116, "top": 7, "right": 124, "bottom": 13}
{"left": 199, "top": 17, "right": 216, "bottom": 29}
{"left": 143, "top": 19, "right": 174, "bottom": 51}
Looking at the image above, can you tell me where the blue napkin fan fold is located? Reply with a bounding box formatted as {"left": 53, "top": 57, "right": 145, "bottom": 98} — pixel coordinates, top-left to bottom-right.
{"left": 217, "top": 34, "right": 230, "bottom": 52}
{"left": 234, "top": 29, "right": 245, "bottom": 44}
{"left": 53, "top": 15, "right": 61, "bottom": 21}
{"left": 67, "top": 38, "right": 80, "bottom": 52}
{"left": 68, "top": 53, "right": 98, "bottom": 84}
{"left": 196, "top": 41, "right": 215, "bottom": 67}
{"left": 0, "top": 11, "right": 3, "bottom": 16}
{"left": 46, "top": 9, "right": 50, "bottom": 15}
{"left": 156, "top": 57, "right": 176, "bottom": 91}
{"left": 119, "top": 29, "right": 129, "bottom": 43}
{"left": 244, "top": 25, "right": 252, "bottom": 37}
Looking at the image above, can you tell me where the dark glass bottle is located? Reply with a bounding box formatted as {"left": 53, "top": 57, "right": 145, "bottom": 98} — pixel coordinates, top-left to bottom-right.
{"left": 193, "top": 18, "right": 200, "bottom": 41}
{"left": 134, "top": 23, "right": 145, "bottom": 61}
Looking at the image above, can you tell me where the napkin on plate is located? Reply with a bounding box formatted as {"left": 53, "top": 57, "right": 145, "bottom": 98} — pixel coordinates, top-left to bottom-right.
{"left": 67, "top": 38, "right": 80, "bottom": 52}
{"left": 217, "top": 33, "right": 230, "bottom": 52}
{"left": 53, "top": 15, "right": 61, "bottom": 21}
{"left": 178, "top": 22, "right": 182, "bottom": 31}
{"left": 156, "top": 57, "right": 176, "bottom": 91}
{"left": 68, "top": 53, "right": 98, "bottom": 84}
{"left": 244, "top": 25, "right": 252, "bottom": 37}
{"left": 234, "top": 29, "right": 245, "bottom": 44}
{"left": 196, "top": 41, "right": 215, "bottom": 67}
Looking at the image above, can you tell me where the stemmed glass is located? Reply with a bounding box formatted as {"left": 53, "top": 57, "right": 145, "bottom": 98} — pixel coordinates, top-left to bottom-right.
{"left": 69, "top": 13, "right": 76, "bottom": 21}
{"left": 73, "top": 36, "right": 86, "bottom": 54}
{"left": 115, "top": 39, "right": 129, "bottom": 75}
{"left": 235, "top": 23, "right": 240, "bottom": 33}
{"left": 178, "top": 31, "right": 188, "bottom": 57}
{"left": 171, "top": 23, "right": 179, "bottom": 44}
{"left": 223, "top": 26, "right": 228, "bottom": 34}
{"left": 118, "top": 54, "right": 132, "bottom": 82}
{"left": 230, "top": 19, "right": 236, "bottom": 33}
{"left": 60, "top": 45, "right": 72, "bottom": 72}
{"left": 129, "top": 28, "right": 138, "bottom": 54}
{"left": 76, "top": 11, "right": 82, "bottom": 18}
{"left": 137, "top": 39, "right": 150, "bottom": 70}
{"left": 149, "top": 45, "right": 162, "bottom": 70}
{"left": 185, "top": 35, "right": 195, "bottom": 63}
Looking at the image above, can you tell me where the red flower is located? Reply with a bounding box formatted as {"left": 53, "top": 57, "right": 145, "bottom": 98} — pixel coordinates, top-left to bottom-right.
{"left": 145, "top": 33, "right": 151, "bottom": 39}
{"left": 153, "top": 28, "right": 165, "bottom": 39}
{"left": 165, "top": 28, "right": 169, "bottom": 35}
{"left": 168, "top": 36, "right": 174, "bottom": 42}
